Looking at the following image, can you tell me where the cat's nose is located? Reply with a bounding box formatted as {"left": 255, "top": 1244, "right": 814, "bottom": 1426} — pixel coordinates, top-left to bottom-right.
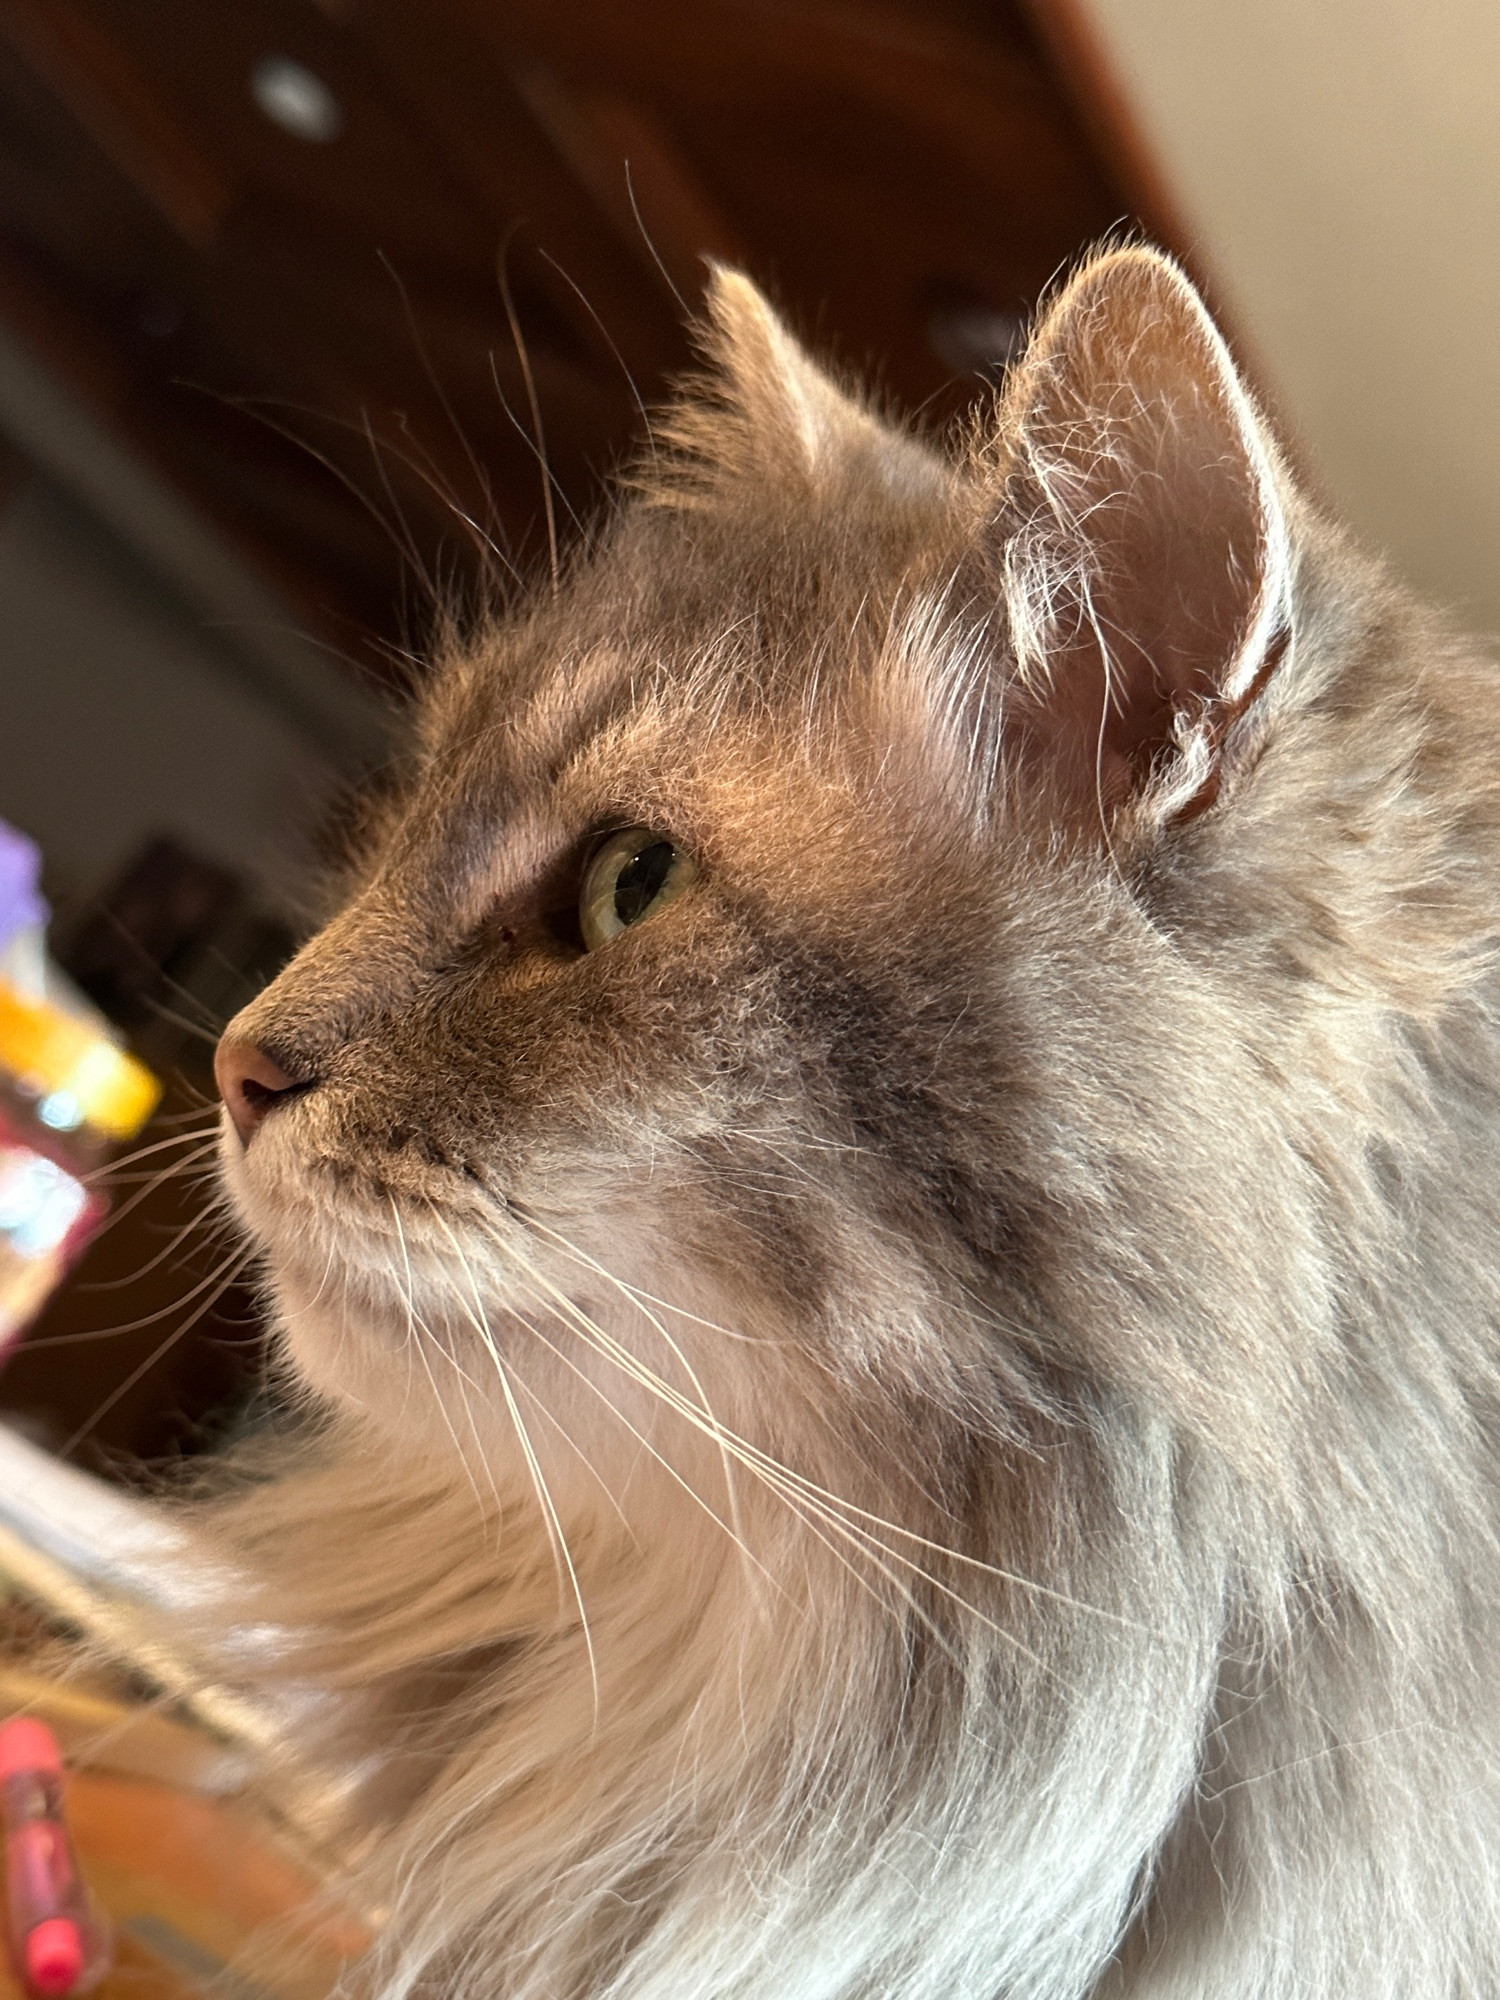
{"left": 215, "top": 1038, "right": 311, "bottom": 1147}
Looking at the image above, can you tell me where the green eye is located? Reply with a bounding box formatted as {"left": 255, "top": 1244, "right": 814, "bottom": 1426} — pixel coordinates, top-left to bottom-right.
{"left": 579, "top": 826, "right": 698, "bottom": 950}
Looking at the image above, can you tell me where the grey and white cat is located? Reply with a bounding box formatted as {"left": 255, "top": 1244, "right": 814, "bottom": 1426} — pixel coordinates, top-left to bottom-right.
{"left": 202, "top": 245, "right": 1500, "bottom": 1998}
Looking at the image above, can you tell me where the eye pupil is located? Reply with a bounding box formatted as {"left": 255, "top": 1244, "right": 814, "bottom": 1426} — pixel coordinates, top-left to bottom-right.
{"left": 578, "top": 825, "right": 696, "bottom": 951}
{"left": 614, "top": 840, "right": 675, "bottom": 926}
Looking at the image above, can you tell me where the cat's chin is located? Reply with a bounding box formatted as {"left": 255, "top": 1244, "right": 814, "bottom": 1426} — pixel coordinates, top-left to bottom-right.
{"left": 217, "top": 1110, "right": 807, "bottom": 1511}
{"left": 263, "top": 1243, "right": 749, "bottom": 1530}
{"left": 217, "top": 1113, "right": 489, "bottom": 1405}
{"left": 246, "top": 1213, "right": 524, "bottom": 1421}
{"left": 264, "top": 1259, "right": 410, "bottom": 1416}
{"left": 262, "top": 1240, "right": 548, "bottom": 1452}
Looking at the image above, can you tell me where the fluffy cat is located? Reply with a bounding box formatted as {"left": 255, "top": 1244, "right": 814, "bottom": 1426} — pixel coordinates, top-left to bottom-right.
{"left": 199, "top": 245, "right": 1500, "bottom": 1998}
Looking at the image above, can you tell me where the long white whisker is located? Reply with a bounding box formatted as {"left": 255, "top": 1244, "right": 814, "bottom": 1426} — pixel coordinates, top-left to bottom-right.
{"left": 426, "top": 1203, "right": 600, "bottom": 1717}
{"left": 82, "top": 1123, "right": 219, "bottom": 1184}
{"left": 498, "top": 1344, "right": 637, "bottom": 1542}
{"left": 389, "top": 1195, "right": 492, "bottom": 1522}
{"left": 487, "top": 1227, "right": 986, "bottom": 1661}
{"left": 506, "top": 1279, "right": 782, "bottom": 1598}
{"left": 491, "top": 1224, "right": 1137, "bottom": 1674}
{"left": 425, "top": 1290, "right": 507, "bottom": 1525}
{"left": 57, "top": 1248, "right": 253, "bottom": 1456}
{"left": 522, "top": 1216, "right": 749, "bottom": 1557}
{"left": 24, "top": 1245, "right": 253, "bottom": 1347}
{"left": 520, "top": 1217, "right": 1148, "bottom": 1638}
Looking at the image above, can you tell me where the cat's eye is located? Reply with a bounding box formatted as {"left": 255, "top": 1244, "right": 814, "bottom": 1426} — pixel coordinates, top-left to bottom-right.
{"left": 579, "top": 827, "right": 698, "bottom": 950}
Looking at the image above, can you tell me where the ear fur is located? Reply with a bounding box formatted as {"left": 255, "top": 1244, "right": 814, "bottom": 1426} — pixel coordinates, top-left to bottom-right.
{"left": 650, "top": 265, "right": 947, "bottom": 505}
{"left": 995, "top": 245, "right": 1292, "bottom": 825}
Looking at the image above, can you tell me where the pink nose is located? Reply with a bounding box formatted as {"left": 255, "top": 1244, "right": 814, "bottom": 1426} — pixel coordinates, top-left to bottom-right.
{"left": 214, "top": 1039, "right": 305, "bottom": 1147}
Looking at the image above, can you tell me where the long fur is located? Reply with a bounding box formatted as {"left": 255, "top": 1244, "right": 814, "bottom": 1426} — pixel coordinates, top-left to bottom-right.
{"left": 176, "top": 248, "right": 1500, "bottom": 1997}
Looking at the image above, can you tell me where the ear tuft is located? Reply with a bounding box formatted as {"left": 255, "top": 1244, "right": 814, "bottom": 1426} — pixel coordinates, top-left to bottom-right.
{"left": 995, "top": 245, "right": 1292, "bottom": 827}
{"left": 701, "top": 267, "right": 859, "bottom": 478}
{"left": 645, "top": 265, "right": 947, "bottom": 506}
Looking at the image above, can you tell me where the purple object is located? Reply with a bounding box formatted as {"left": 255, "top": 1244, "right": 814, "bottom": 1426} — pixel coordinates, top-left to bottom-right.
{"left": 0, "top": 821, "right": 46, "bottom": 953}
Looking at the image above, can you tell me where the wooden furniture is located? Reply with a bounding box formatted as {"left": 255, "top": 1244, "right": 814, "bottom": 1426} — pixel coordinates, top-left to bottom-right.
{"left": 0, "top": 0, "right": 1138, "bottom": 678}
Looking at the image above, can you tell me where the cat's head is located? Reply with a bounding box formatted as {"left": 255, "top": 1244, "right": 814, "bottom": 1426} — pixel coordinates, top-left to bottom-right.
{"left": 215, "top": 246, "right": 1382, "bottom": 1533}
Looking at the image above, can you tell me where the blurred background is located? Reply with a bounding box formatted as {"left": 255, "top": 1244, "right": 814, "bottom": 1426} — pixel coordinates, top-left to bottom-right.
{"left": 0, "top": 0, "right": 1493, "bottom": 1471}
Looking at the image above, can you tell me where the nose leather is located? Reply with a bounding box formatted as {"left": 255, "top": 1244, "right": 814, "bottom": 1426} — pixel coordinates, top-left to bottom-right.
{"left": 215, "top": 1038, "right": 306, "bottom": 1147}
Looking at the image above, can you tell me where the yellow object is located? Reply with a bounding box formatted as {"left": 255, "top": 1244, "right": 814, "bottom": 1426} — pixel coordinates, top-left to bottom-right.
{"left": 0, "top": 981, "right": 160, "bottom": 1141}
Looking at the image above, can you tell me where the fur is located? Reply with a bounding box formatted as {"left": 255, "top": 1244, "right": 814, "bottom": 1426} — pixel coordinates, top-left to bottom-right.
{"left": 188, "top": 247, "right": 1500, "bottom": 1997}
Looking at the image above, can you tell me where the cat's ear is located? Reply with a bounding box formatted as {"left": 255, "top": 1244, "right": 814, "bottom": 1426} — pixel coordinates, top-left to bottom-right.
{"left": 656, "top": 266, "right": 946, "bottom": 500}
{"left": 995, "top": 245, "right": 1291, "bottom": 825}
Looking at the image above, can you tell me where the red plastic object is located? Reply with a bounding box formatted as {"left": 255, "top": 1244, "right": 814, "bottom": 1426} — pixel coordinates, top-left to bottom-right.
{"left": 24, "top": 1918, "right": 84, "bottom": 1996}
{"left": 0, "top": 1721, "right": 63, "bottom": 1784}
{"left": 0, "top": 1719, "right": 107, "bottom": 1997}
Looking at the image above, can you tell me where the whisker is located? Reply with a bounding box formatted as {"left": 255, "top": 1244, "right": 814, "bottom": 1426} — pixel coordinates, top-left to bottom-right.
{"left": 517, "top": 1280, "right": 968, "bottom": 1659}
{"left": 506, "top": 1285, "right": 779, "bottom": 1596}
{"left": 72, "top": 1145, "right": 224, "bottom": 1264}
{"left": 537, "top": 250, "right": 658, "bottom": 464}
{"left": 273, "top": 1237, "right": 338, "bottom": 1322}
{"left": 83, "top": 1124, "right": 220, "bottom": 1185}
{"left": 522, "top": 1219, "right": 1148, "bottom": 1637}
{"left": 388, "top": 1196, "right": 492, "bottom": 1524}
{"left": 477, "top": 1222, "right": 962, "bottom": 1649}
{"left": 74, "top": 1208, "right": 229, "bottom": 1292}
{"left": 188, "top": 385, "right": 437, "bottom": 605}
{"left": 497, "top": 237, "right": 560, "bottom": 596}
{"left": 57, "top": 1256, "right": 252, "bottom": 1457}
{"left": 520, "top": 1217, "right": 748, "bottom": 1553}
{"left": 624, "top": 159, "right": 690, "bottom": 316}
{"left": 359, "top": 403, "right": 439, "bottom": 607}
{"left": 378, "top": 247, "right": 513, "bottom": 580}
{"left": 498, "top": 1347, "right": 636, "bottom": 1542}
{"left": 23, "top": 1244, "right": 253, "bottom": 1347}
{"left": 135, "top": 995, "right": 225, "bottom": 1050}
{"left": 488, "top": 1219, "right": 1136, "bottom": 1664}
{"left": 425, "top": 1203, "right": 600, "bottom": 1715}
{"left": 423, "top": 1297, "right": 506, "bottom": 1524}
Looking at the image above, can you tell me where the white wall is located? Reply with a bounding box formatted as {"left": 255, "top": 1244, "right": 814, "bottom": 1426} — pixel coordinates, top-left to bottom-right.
{"left": 1080, "top": 0, "right": 1500, "bottom": 636}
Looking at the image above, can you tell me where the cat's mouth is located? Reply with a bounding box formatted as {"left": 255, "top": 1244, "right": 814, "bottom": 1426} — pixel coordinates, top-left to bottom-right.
{"left": 223, "top": 1090, "right": 502, "bottom": 1223}
{"left": 218, "top": 1101, "right": 645, "bottom": 1375}
{"left": 222, "top": 1101, "right": 501, "bottom": 1296}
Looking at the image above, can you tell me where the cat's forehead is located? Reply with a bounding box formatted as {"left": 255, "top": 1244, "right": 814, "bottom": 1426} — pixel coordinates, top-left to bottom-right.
{"left": 378, "top": 470, "right": 994, "bottom": 930}
{"left": 423, "top": 493, "right": 974, "bottom": 763}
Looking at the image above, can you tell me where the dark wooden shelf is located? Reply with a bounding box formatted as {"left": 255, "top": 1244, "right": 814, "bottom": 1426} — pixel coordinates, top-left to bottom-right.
{"left": 0, "top": 0, "right": 1140, "bottom": 681}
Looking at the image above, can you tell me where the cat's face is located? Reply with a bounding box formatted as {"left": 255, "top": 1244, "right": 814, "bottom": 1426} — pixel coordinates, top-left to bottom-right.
{"left": 217, "top": 251, "right": 1314, "bottom": 1525}
{"left": 218, "top": 541, "right": 1027, "bottom": 1506}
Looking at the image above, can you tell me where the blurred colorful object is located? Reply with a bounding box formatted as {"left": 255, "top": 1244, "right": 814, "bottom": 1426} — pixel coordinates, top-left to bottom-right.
{"left": 0, "top": 831, "right": 46, "bottom": 954}
{"left": 0, "top": 1713, "right": 365, "bottom": 2000}
{"left": 0, "top": 993, "right": 160, "bottom": 1147}
{"left": 0, "top": 1132, "right": 103, "bottom": 1350}
{"left": 0, "top": 1426, "right": 369, "bottom": 2000}
{"left": 0, "top": 1718, "right": 110, "bottom": 1998}
{"left": 0, "top": 1768, "right": 365, "bottom": 2000}
{"left": 0, "top": 820, "right": 160, "bottom": 1361}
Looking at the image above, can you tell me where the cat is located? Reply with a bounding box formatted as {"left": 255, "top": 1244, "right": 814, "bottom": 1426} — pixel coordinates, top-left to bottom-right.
{"left": 197, "top": 244, "right": 1500, "bottom": 1999}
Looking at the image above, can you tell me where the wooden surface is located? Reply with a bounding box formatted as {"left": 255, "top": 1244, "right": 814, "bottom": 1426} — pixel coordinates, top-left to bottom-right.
{"left": 0, "top": 1765, "right": 364, "bottom": 2000}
